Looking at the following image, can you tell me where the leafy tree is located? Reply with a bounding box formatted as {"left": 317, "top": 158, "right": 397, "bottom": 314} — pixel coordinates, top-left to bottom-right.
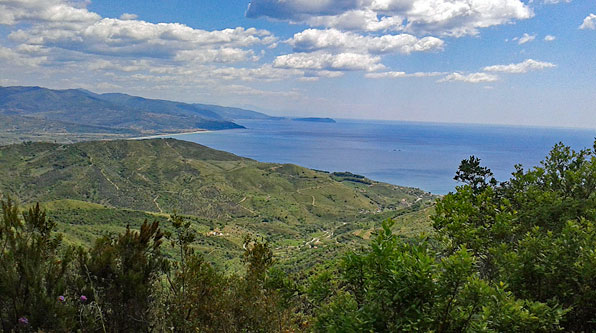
{"left": 0, "top": 197, "right": 77, "bottom": 331}
{"left": 433, "top": 141, "right": 596, "bottom": 331}
{"left": 159, "top": 213, "right": 228, "bottom": 332}
{"left": 454, "top": 156, "right": 497, "bottom": 193}
{"left": 226, "top": 235, "right": 291, "bottom": 332}
{"left": 77, "top": 220, "right": 167, "bottom": 332}
{"left": 314, "top": 220, "right": 562, "bottom": 332}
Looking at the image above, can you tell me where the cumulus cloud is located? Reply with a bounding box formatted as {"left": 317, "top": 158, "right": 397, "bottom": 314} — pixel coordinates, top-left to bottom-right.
{"left": 8, "top": 19, "right": 276, "bottom": 60}
{"left": 0, "top": 0, "right": 342, "bottom": 101}
{"left": 0, "top": 0, "right": 99, "bottom": 25}
{"left": 246, "top": 0, "right": 533, "bottom": 37}
{"left": 1, "top": 0, "right": 277, "bottom": 64}
{"left": 514, "top": 33, "right": 536, "bottom": 44}
{"left": 305, "top": 9, "right": 403, "bottom": 32}
{"left": 483, "top": 59, "right": 556, "bottom": 73}
{"left": 439, "top": 72, "right": 499, "bottom": 83}
{"left": 288, "top": 29, "right": 443, "bottom": 54}
{"left": 544, "top": 35, "right": 556, "bottom": 41}
{"left": 273, "top": 52, "right": 385, "bottom": 71}
{"left": 579, "top": 14, "right": 596, "bottom": 30}
{"left": 0, "top": 46, "right": 47, "bottom": 66}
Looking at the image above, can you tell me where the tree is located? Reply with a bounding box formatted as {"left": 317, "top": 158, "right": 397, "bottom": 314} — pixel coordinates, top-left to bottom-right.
{"left": 454, "top": 156, "right": 497, "bottom": 193}
{"left": 433, "top": 141, "right": 596, "bottom": 331}
{"left": 313, "top": 220, "right": 562, "bottom": 332}
{"left": 0, "top": 197, "right": 77, "bottom": 331}
{"left": 78, "top": 220, "right": 167, "bottom": 332}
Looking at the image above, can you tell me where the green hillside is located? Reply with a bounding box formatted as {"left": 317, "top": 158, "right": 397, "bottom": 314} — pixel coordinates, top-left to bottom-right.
{"left": 0, "top": 138, "right": 435, "bottom": 271}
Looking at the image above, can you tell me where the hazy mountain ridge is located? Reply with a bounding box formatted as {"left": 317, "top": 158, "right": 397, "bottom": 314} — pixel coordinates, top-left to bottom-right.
{"left": 0, "top": 86, "right": 279, "bottom": 144}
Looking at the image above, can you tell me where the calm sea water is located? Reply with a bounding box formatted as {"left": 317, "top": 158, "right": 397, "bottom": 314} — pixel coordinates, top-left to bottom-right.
{"left": 169, "top": 119, "right": 596, "bottom": 194}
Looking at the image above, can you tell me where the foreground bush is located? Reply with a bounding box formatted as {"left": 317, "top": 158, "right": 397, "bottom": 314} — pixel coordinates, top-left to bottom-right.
{"left": 0, "top": 201, "right": 293, "bottom": 332}
{"left": 311, "top": 220, "right": 563, "bottom": 332}
{"left": 0, "top": 198, "right": 77, "bottom": 331}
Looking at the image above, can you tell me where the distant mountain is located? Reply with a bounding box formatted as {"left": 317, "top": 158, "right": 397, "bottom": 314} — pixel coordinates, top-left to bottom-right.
{"left": 0, "top": 86, "right": 275, "bottom": 144}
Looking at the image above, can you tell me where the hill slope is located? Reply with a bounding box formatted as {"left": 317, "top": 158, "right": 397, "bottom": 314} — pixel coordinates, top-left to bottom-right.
{"left": 0, "top": 138, "right": 435, "bottom": 270}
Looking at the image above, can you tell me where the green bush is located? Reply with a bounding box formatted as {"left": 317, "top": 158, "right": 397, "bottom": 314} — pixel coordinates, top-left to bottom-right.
{"left": 0, "top": 198, "right": 77, "bottom": 331}
{"left": 312, "top": 220, "right": 562, "bottom": 332}
{"left": 433, "top": 141, "right": 596, "bottom": 331}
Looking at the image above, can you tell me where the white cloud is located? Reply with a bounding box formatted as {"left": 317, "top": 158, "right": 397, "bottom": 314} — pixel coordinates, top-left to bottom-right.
{"left": 483, "top": 59, "right": 556, "bottom": 73}
{"left": 365, "top": 71, "right": 444, "bottom": 78}
{"left": 246, "top": 0, "right": 533, "bottom": 37}
{"left": 579, "top": 14, "right": 596, "bottom": 30}
{"left": 2, "top": 0, "right": 277, "bottom": 64}
{"left": 288, "top": 29, "right": 444, "bottom": 54}
{"left": 514, "top": 33, "right": 536, "bottom": 45}
{"left": 0, "top": 46, "right": 47, "bottom": 66}
{"left": 8, "top": 19, "right": 276, "bottom": 60}
{"left": 305, "top": 9, "right": 403, "bottom": 32}
{"left": 439, "top": 72, "right": 499, "bottom": 83}
{"left": 0, "top": 0, "right": 99, "bottom": 25}
{"left": 273, "top": 52, "right": 385, "bottom": 71}
{"left": 0, "top": 0, "right": 344, "bottom": 98}
{"left": 544, "top": 35, "right": 556, "bottom": 41}
{"left": 120, "top": 13, "right": 138, "bottom": 20}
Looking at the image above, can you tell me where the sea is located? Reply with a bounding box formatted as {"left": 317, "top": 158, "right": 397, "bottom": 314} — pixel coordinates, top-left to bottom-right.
{"left": 168, "top": 119, "right": 596, "bottom": 194}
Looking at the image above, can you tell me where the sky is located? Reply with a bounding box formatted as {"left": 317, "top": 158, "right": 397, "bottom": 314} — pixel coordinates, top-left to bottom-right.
{"left": 0, "top": 0, "right": 594, "bottom": 128}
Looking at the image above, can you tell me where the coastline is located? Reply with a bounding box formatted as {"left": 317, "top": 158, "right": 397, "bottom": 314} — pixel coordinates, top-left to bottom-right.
{"left": 128, "top": 129, "right": 211, "bottom": 140}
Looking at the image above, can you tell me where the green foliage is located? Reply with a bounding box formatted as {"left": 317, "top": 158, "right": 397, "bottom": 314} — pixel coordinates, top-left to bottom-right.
{"left": 454, "top": 155, "right": 497, "bottom": 193}
{"left": 312, "top": 219, "right": 562, "bottom": 332}
{"left": 433, "top": 141, "right": 596, "bottom": 331}
{"left": 157, "top": 215, "right": 294, "bottom": 332}
{"left": 0, "top": 197, "right": 77, "bottom": 331}
{"left": 77, "top": 220, "right": 167, "bottom": 331}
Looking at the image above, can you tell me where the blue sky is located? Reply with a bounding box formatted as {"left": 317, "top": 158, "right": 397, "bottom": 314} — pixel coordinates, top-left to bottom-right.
{"left": 0, "top": 0, "right": 594, "bottom": 128}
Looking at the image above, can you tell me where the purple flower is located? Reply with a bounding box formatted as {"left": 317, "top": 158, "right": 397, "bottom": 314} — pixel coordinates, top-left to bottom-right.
{"left": 58, "top": 295, "right": 65, "bottom": 302}
{"left": 18, "top": 317, "right": 28, "bottom": 325}
{"left": 80, "top": 295, "right": 88, "bottom": 302}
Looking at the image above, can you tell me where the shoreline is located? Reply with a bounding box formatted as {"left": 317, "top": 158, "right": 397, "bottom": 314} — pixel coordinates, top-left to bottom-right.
{"left": 128, "top": 129, "right": 211, "bottom": 140}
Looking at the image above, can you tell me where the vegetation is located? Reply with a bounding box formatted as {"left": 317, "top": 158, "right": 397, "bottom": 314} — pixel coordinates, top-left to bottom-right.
{"left": 0, "top": 197, "right": 292, "bottom": 332}
{"left": 0, "top": 138, "right": 434, "bottom": 272}
{"left": 331, "top": 171, "right": 373, "bottom": 185}
{"left": 1, "top": 138, "right": 594, "bottom": 331}
{"left": 433, "top": 142, "right": 596, "bottom": 332}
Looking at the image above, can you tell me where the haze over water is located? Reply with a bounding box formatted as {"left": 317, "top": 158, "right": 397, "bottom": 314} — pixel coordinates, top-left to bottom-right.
{"left": 172, "top": 119, "right": 596, "bottom": 194}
